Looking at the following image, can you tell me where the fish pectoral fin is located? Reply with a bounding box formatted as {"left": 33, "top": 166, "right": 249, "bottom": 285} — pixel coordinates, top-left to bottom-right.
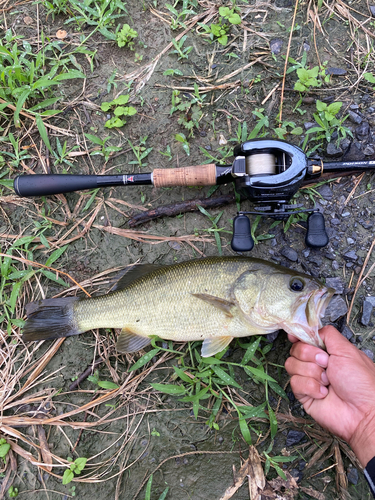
{"left": 201, "top": 336, "right": 233, "bottom": 357}
{"left": 191, "top": 293, "right": 235, "bottom": 317}
{"left": 116, "top": 328, "right": 151, "bottom": 353}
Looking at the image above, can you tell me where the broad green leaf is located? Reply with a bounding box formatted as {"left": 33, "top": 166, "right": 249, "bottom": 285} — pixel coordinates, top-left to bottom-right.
{"left": 173, "top": 366, "right": 193, "bottom": 383}
{"left": 158, "top": 487, "right": 169, "bottom": 500}
{"left": 101, "top": 102, "right": 111, "bottom": 112}
{"left": 237, "top": 403, "right": 267, "bottom": 419}
{"left": 0, "top": 441, "right": 10, "bottom": 458}
{"left": 239, "top": 416, "right": 252, "bottom": 444}
{"left": 113, "top": 95, "right": 129, "bottom": 105}
{"left": 9, "top": 281, "right": 22, "bottom": 313}
{"left": 268, "top": 380, "right": 288, "bottom": 400}
{"left": 364, "top": 72, "right": 375, "bottom": 84}
{"left": 84, "top": 133, "right": 105, "bottom": 145}
{"left": 201, "top": 356, "right": 223, "bottom": 365}
{"left": 62, "top": 469, "right": 74, "bottom": 485}
{"left": 97, "top": 380, "right": 119, "bottom": 390}
{"left": 268, "top": 404, "right": 277, "bottom": 439}
{"left": 129, "top": 348, "right": 160, "bottom": 371}
{"left": 35, "top": 115, "right": 52, "bottom": 153}
{"left": 316, "top": 100, "right": 326, "bottom": 112}
{"left": 212, "top": 365, "right": 241, "bottom": 388}
{"left": 54, "top": 70, "right": 85, "bottom": 81}
{"left": 272, "top": 455, "right": 298, "bottom": 463}
{"left": 74, "top": 457, "right": 87, "bottom": 471}
{"left": 124, "top": 106, "right": 137, "bottom": 116}
{"left": 273, "top": 464, "right": 287, "bottom": 480}
{"left": 291, "top": 126, "right": 303, "bottom": 135}
{"left": 45, "top": 245, "right": 68, "bottom": 267}
{"left": 150, "top": 383, "right": 186, "bottom": 395}
{"left": 294, "top": 81, "right": 306, "bottom": 92}
{"left": 241, "top": 338, "right": 260, "bottom": 365}
{"left": 244, "top": 366, "right": 276, "bottom": 383}
{"left": 40, "top": 269, "right": 69, "bottom": 287}
{"left": 327, "top": 101, "right": 342, "bottom": 115}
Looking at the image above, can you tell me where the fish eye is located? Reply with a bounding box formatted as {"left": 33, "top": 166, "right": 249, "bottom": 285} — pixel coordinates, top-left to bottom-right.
{"left": 289, "top": 277, "right": 305, "bottom": 292}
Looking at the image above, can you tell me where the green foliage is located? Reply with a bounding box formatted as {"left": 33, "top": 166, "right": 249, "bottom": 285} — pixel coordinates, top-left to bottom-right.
{"left": 170, "top": 84, "right": 205, "bottom": 135}
{"left": 8, "top": 486, "right": 18, "bottom": 498}
{"left": 199, "top": 6, "right": 241, "bottom": 45}
{"left": 195, "top": 206, "right": 232, "bottom": 255}
{"left": 62, "top": 457, "right": 87, "bottom": 485}
{"left": 165, "top": 3, "right": 195, "bottom": 30}
{"left": 144, "top": 474, "right": 169, "bottom": 500}
{"left": 163, "top": 68, "right": 183, "bottom": 77}
{"left": 263, "top": 445, "right": 298, "bottom": 480}
{"left": 87, "top": 370, "right": 119, "bottom": 390}
{"left": 286, "top": 52, "right": 329, "bottom": 92}
{"left": 273, "top": 121, "right": 303, "bottom": 140}
{"left": 171, "top": 35, "right": 192, "bottom": 60}
{"left": 175, "top": 132, "right": 190, "bottom": 156}
{"left": 0, "top": 438, "right": 10, "bottom": 460}
{"left": 116, "top": 24, "right": 138, "bottom": 49}
{"left": 128, "top": 136, "right": 153, "bottom": 167}
{"left": 84, "top": 133, "right": 122, "bottom": 161}
{"left": 364, "top": 72, "right": 375, "bottom": 84}
{"left": 0, "top": 30, "right": 84, "bottom": 128}
{"left": 132, "top": 335, "right": 287, "bottom": 444}
{"left": 101, "top": 94, "right": 137, "bottom": 128}
{"left": 303, "top": 100, "right": 353, "bottom": 150}
{"left": 158, "top": 145, "right": 173, "bottom": 161}
{"left": 42, "top": 0, "right": 69, "bottom": 19}
{"left": 65, "top": 0, "right": 127, "bottom": 40}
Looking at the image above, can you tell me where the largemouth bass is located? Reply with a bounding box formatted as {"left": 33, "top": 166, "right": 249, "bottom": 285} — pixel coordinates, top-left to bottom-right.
{"left": 23, "top": 257, "right": 334, "bottom": 357}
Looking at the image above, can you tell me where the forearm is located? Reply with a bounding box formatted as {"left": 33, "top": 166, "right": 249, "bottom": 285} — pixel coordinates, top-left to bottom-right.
{"left": 350, "top": 412, "right": 375, "bottom": 468}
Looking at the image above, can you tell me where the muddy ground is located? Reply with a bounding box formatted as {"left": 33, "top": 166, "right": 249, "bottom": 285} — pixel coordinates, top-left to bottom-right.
{"left": 1, "top": 0, "right": 375, "bottom": 498}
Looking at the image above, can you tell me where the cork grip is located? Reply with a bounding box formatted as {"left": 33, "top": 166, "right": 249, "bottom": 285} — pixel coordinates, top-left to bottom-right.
{"left": 153, "top": 164, "right": 216, "bottom": 188}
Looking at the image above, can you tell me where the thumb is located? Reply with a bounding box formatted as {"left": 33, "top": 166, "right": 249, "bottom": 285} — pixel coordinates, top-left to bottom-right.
{"left": 319, "top": 325, "right": 355, "bottom": 356}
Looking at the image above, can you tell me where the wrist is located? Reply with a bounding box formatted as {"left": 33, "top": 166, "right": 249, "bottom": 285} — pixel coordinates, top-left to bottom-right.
{"left": 350, "top": 411, "right": 375, "bottom": 468}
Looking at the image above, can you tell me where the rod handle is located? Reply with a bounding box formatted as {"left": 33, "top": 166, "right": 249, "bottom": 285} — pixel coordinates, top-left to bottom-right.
{"left": 14, "top": 174, "right": 98, "bottom": 197}
{"left": 153, "top": 164, "right": 217, "bottom": 188}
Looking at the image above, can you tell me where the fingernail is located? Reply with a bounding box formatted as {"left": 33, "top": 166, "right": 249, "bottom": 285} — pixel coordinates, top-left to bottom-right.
{"left": 320, "top": 385, "right": 328, "bottom": 396}
{"left": 315, "top": 352, "right": 329, "bottom": 367}
{"left": 321, "top": 371, "right": 329, "bottom": 385}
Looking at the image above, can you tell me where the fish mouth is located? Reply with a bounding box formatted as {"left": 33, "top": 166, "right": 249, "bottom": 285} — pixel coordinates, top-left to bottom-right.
{"left": 286, "top": 286, "right": 335, "bottom": 348}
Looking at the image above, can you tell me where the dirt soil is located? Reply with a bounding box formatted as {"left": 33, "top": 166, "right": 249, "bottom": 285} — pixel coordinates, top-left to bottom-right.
{"left": 1, "top": 0, "right": 375, "bottom": 499}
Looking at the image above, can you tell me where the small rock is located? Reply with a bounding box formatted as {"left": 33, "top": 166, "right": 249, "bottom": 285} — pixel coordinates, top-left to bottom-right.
{"left": 370, "top": 5, "right": 375, "bottom": 16}
{"left": 270, "top": 38, "right": 283, "bottom": 55}
{"left": 218, "top": 436, "right": 224, "bottom": 443}
{"left": 341, "top": 211, "right": 351, "bottom": 217}
{"left": 290, "top": 468, "right": 303, "bottom": 482}
{"left": 343, "top": 250, "right": 358, "bottom": 261}
{"left": 304, "top": 122, "right": 316, "bottom": 131}
{"left": 266, "top": 330, "right": 280, "bottom": 343}
{"left": 324, "top": 296, "right": 348, "bottom": 322}
{"left": 363, "top": 145, "right": 375, "bottom": 155}
{"left": 368, "top": 106, "right": 375, "bottom": 113}
{"left": 325, "top": 277, "right": 345, "bottom": 294}
{"left": 357, "top": 335, "right": 363, "bottom": 343}
{"left": 341, "top": 325, "right": 354, "bottom": 341}
{"left": 361, "top": 296, "right": 375, "bottom": 325}
{"left": 281, "top": 246, "right": 298, "bottom": 262}
{"left": 330, "top": 219, "right": 341, "bottom": 225}
{"left": 359, "top": 219, "right": 373, "bottom": 229}
{"left": 350, "top": 104, "right": 359, "bottom": 110}
{"left": 286, "top": 430, "right": 305, "bottom": 447}
{"left": 340, "top": 137, "right": 351, "bottom": 151}
{"left": 349, "top": 110, "right": 363, "bottom": 125}
{"left": 317, "top": 184, "right": 333, "bottom": 201}
{"left": 332, "top": 260, "right": 340, "bottom": 271}
{"left": 355, "top": 121, "right": 370, "bottom": 141}
{"left": 325, "top": 67, "right": 347, "bottom": 76}
{"left": 347, "top": 237, "right": 355, "bottom": 245}
{"left": 361, "top": 348, "right": 374, "bottom": 361}
{"left": 347, "top": 467, "right": 359, "bottom": 485}
{"left": 302, "top": 249, "right": 310, "bottom": 258}
{"left": 168, "top": 241, "right": 181, "bottom": 250}
{"left": 326, "top": 142, "right": 342, "bottom": 157}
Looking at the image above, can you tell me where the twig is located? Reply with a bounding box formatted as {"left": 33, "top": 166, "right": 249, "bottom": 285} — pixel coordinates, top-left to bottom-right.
{"left": 69, "top": 357, "right": 104, "bottom": 391}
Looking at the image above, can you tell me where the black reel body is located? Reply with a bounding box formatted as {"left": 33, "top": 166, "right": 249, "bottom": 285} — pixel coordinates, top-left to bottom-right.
{"left": 230, "top": 139, "right": 328, "bottom": 252}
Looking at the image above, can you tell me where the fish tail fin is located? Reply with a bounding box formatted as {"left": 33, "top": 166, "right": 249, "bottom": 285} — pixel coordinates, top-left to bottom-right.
{"left": 23, "top": 297, "right": 82, "bottom": 342}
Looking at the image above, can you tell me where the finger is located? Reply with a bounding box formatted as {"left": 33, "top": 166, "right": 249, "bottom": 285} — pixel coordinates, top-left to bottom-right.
{"left": 290, "top": 341, "right": 329, "bottom": 368}
{"left": 287, "top": 334, "right": 300, "bottom": 344}
{"left": 290, "top": 374, "right": 328, "bottom": 402}
{"left": 320, "top": 325, "right": 361, "bottom": 358}
{"left": 285, "top": 358, "right": 329, "bottom": 385}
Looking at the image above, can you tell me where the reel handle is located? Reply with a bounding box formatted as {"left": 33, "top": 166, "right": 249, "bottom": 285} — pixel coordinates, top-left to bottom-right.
{"left": 305, "top": 212, "right": 329, "bottom": 248}
{"left": 231, "top": 214, "right": 254, "bottom": 252}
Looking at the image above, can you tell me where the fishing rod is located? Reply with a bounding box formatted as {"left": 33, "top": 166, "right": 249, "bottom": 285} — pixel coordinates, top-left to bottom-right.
{"left": 13, "top": 139, "right": 375, "bottom": 252}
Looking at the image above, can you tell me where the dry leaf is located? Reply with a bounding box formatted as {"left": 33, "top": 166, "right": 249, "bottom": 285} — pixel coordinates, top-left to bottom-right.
{"left": 300, "top": 486, "right": 325, "bottom": 500}
{"left": 24, "top": 16, "right": 33, "bottom": 25}
{"left": 56, "top": 30, "right": 67, "bottom": 40}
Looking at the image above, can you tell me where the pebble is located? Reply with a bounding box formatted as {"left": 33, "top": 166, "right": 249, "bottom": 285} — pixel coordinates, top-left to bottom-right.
{"left": 281, "top": 246, "right": 298, "bottom": 262}
{"left": 270, "top": 38, "right": 283, "bottom": 55}
{"left": 350, "top": 104, "right": 359, "bottom": 110}
{"left": 348, "top": 110, "right": 362, "bottom": 124}
{"left": 347, "top": 467, "right": 359, "bottom": 485}
{"left": 290, "top": 468, "right": 303, "bottom": 482}
{"left": 343, "top": 141, "right": 366, "bottom": 161}
{"left": 370, "top": 5, "right": 375, "bottom": 16}
{"left": 368, "top": 106, "right": 375, "bottom": 113}
{"left": 302, "top": 249, "right": 310, "bottom": 258}
{"left": 340, "top": 137, "right": 351, "bottom": 151}
{"left": 326, "top": 142, "right": 342, "bottom": 157}
{"left": 325, "top": 67, "right": 347, "bottom": 76}
{"left": 286, "top": 430, "right": 306, "bottom": 447}
{"left": 341, "top": 325, "right": 354, "bottom": 341}
{"left": 324, "top": 296, "right": 348, "bottom": 322}
{"left": 304, "top": 122, "right": 316, "bottom": 131}
{"left": 341, "top": 211, "right": 351, "bottom": 217}
{"left": 343, "top": 250, "right": 358, "bottom": 261}
{"left": 332, "top": 260, "right": 340, "bottom": 271}
{"left": 266, "top": 330, "right": 280, "bottom": 342}
{"left": 361, "top": 348, "right": 375, "bottom": 361}
{"left": 347, "top": 237, "right": 355, "bottom": 245}
{"left": 361, "top": 296, "right": 375, "bottom": 325}
{"left": 317, "top": 184, "right": 334, "bottom": 200}
{"left": 355, "top": 121, "right": 370, "bottom": 141}
{"left": 359, "top": 219, "right": 373, "bottom": 230}
{"left": 325, "top": 277, "right": 345, "bottom": 294}
{"left": 364, "top": 145, "right": 375, "bottom": 155}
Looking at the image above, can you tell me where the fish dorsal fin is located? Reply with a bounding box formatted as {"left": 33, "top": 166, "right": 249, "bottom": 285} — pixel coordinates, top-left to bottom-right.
{"left": 191, "top": 293, "right": 235, "bottom": 317}
{"left": 111, "top": 264, "right": 163, "bottom": 291}
{"left": 116, "top": 328, "right": 151, "bottom": 353}
{"left": 201, "top": 336, "right": 233, "bottom": 357}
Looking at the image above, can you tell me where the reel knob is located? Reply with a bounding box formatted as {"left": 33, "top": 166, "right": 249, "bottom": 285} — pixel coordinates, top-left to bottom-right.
{"left": 231, "top": 214, "right": 254, "bottom": 252}
{"left": 305, "top": 212, "right": 329, "bottom": 248}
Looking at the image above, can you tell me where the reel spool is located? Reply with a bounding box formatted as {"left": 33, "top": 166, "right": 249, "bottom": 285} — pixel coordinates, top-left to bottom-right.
{"left": 246, "top": 153, "right": 276, "bottom": 176}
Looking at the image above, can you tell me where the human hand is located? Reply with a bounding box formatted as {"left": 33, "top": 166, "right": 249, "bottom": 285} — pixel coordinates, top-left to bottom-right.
{"left": 285, "top": 325, "right": 375, "bottom": 467}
